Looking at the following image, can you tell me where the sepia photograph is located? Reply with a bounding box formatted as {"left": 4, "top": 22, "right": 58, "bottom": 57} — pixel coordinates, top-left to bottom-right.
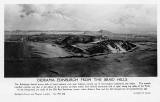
{"left": 4, "top": 4, "right": 157, "bottom": 77}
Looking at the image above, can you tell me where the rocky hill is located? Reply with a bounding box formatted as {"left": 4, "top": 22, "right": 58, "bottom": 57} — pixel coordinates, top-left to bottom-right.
{"left": 86, "top": 40, "right": 136, "bottom": 55}
{"left": 57, "top": 35, "right": 137, "bottom": 56}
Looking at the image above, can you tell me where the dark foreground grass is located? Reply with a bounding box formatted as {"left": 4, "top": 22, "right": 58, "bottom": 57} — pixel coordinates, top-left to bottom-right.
{"left": 5, "top": 42, "right": 157, "bottom": 77}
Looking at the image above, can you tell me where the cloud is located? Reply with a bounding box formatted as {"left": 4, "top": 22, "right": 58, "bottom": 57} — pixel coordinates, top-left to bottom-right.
{"left": 18, "top": 4, "right": 73, "bottom": 20}
{"left": 19, "top": 4, "right": 36, "bottom": 17}
{"left": 5, "top": 4, "right": 157, "bottom": 33}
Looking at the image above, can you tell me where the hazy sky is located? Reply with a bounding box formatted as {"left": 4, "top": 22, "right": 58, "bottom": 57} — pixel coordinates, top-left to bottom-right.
{"left": 5, "top": 4, "right": 157, "bottom": 33}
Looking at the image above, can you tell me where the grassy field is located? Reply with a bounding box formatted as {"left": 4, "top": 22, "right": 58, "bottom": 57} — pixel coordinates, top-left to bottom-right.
{"left": 4, "top": 31, "right": 157, "bottom": 77}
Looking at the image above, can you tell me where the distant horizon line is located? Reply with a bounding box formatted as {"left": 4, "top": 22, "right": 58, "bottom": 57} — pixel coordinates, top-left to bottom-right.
{"left": 4, "top": 29, "right": 157, "bottom": 34}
